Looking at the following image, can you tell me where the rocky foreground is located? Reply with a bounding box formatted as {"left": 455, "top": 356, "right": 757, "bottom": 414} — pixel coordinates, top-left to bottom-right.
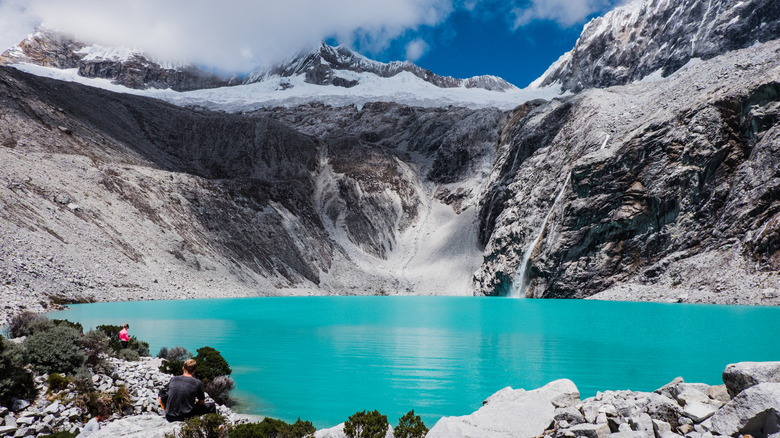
{"left": 0, "top": 356, "right": 240, "bottom": 438}
{"left": 5, "top": 359, "right": 778, "bottom": 438}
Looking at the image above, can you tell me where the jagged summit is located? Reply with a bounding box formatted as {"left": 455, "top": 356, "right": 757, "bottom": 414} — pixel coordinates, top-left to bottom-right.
{"left": 1, "top": 29, "right": 517, "bottom": 93}
{"left": 532, "top": 0, "right": 780, "bottom": 92}
{"left": 248, "top": 42, "right": 517, "bottom": 92}
{"left": 0, "top": 27, "right": 239, "bottom": 92}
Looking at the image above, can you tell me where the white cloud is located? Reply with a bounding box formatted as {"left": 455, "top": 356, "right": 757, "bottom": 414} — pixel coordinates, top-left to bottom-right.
{"left": 0, "top": 0, "right": 453, "bottom": 73}
{"left": 512, "top": 0, "right": 613, "bottom": 28}
{"left": 404, "top": 38, "right": 429, "bottom": 61}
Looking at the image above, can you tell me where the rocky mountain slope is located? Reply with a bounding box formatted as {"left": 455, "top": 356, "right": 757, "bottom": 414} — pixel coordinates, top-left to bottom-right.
{"left": 534, "top": 0, "right": 780, "bottom": 92}
{"left": 475, "top": 39, "right": 780, "bottom": 301}
{"left": 1, "top": 0, "right": 779, "bottom": 320}
{"left": 0, "top": 29, "right": 515, "bottom": 93}
{"left": 0, "top": 63, "right": 503, "bottom": 322}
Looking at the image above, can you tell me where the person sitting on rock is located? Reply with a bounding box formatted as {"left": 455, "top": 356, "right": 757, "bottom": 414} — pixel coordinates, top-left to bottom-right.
{"left": 77, "top": 402, "right": 111, "bottom": 437}
{"left": 158, "top": 358, "right": 217, "bottom": 422}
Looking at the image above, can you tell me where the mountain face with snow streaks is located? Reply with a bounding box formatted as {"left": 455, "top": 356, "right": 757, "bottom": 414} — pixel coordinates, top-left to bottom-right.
{"left": 534, "top": 0, "right": 780, "bottom": 92}
{"left": 1, "top": 0, "right": 780, "bottom": 319}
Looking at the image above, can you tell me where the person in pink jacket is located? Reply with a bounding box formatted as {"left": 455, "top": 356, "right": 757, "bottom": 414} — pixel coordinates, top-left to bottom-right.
{"left": 119, "top": 323, "right": 130, "bottom": 349}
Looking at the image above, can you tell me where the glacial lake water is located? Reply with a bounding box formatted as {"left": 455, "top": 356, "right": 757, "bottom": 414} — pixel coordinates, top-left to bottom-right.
{"left": 50, "top": 296, "right": 780, "bottom": 429}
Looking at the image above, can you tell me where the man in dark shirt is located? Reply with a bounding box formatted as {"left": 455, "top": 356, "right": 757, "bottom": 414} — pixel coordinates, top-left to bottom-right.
{"left": 158, "top": 358, "right": 217, "bottom": 422}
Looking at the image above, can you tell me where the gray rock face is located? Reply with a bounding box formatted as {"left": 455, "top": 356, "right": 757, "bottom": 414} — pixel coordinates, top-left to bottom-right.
{"left": 0, "top": 28, "right": 236, "bottom": 91}
{"left": 723, "top": 362, "right": 780, "bottom": 397}
{"left": 249, "top": 42, "right": 517, "bottom": 91}
{"left": 474, "top": 38, "right": 780, "bottom": 298}
{"left": 535, "top": 0, "right": 780, "bottom": 92}
{"left": 710, "top": 382, "right": 780, "bottom": 437}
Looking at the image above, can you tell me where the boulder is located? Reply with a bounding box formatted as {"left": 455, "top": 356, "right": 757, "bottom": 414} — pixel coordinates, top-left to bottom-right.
{"left": 568, "top": 423, "right": 611, "bottom": 438}
{"left": 710, "top": 382, "right": 780, "bottom": 437}
{"left": 722, "top": 362, "right": 780, "bottom": 397}
{"left": 0, "top": 425, "right": 16, "bottom": 435}
{"left": 427, "top": 379, "right": 580, "bottom": 438}
{"left": 86, "top": 414, "right": 180, "bottom": 438}
{"left": 644, "top": 393, "right": 685, "bottom": 429}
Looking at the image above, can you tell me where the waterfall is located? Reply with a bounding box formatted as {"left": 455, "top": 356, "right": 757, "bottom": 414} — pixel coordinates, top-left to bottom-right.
{"left": 509, "top": 171, "right": 572, "bottom": 298}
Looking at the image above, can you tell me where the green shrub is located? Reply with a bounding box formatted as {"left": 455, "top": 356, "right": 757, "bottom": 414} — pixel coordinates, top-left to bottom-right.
{"left": 159, "top": 346, "right": 192, "bottom": 376}
{"left": 168, "top": 413, "right": 227, "bottom": 438}
{"left": 344, "top": 410, "right": 388, "bottom": 438}
{"left": 193, "top": 347, "right": 232, "bottom": 383}
{"left": 0, "top": 335, "right": 37, "bottom": 407}
{"left": 52, "top": 319, "right": 83, "bottom": 334}
{"left": 71, "top": 367, "right": 95, "bottom": 393}
{"left": 160, "top": 359, "right": 185, "bottom": 376}
{"left": 80, "top": 329, "right": 111, "bottom": 368}
{"left": 95, "top": 324, "right": 150, "bottom": 357}
{"left": 23, "top": 324, "right": 85, "bottom": 374}
{"left": 40, "top": 432, "right": 78, "bottom": 438}
{"left": 394, "top": 410, "right": 428, "bottom": 438}
{"left": 47, "top": 373, "right": 70, "bottom": 392}
{"left": 229, "top": 417, "right": 316, "bottom": 438}
{"left": 118, "top": 349, "right": 140, "bottom": 362}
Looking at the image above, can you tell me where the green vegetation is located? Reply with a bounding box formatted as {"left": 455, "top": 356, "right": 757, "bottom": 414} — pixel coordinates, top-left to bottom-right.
{"left": 23, "top": 324, "right": 86, "bottom": 374}
{"left": 95, "top": 324, "right": 150, "bottom": 357}
{"left": 193, "top": 346, "right": 232, "bottom": 383}
{"left": 158, "top": 346, "right": 192, "bottom": 376}
{"left": 0, "top": 335, "right": 37, "bottom": 406}
{"left": 166, "top": 413, "right": 227, "bottom": 438}
{"left": 46, "top": 373, "right": 71, "bottom": 392}
{"left": 229, "top": 417, "right": 316, "bottom": 438}
{"left": 394, "top": 410, "right": 428, "bottom": 438}
{"left": 344, "top": 410, "right": 389, "bottom": 438}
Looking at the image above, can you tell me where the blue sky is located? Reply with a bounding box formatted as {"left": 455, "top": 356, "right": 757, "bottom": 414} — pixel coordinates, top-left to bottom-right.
{"left": 0, "top": 0, "right": 624, "bottom": 88}
{"left": 361, "top": 8, "right": 594, "bottom": 87}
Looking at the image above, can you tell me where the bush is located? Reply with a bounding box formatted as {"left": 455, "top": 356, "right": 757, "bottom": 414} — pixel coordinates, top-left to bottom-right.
{"left": 118, "top": 349, "right": 140, "bottom": 362}
{"left": 23, "top": 324, "right": 85, "bottom": 374}
{"left": 159, "top": 346, "right": 192, "bottom": 362}
{"left": 40, "top": 432, "right": 78, "bottom": 438}
{"left": 71, "top": 367, "right": 95, "bottom": 393}
{"left": 7, "top": 311, "right": 45, "bottom": 338}
{"left": 159, "top": 346, "right": 192, "bottom": 376}
{"left": 112, "top": 385, "right": 133, "bottom": 413}
{"left": 344, "top": 410, "right": 388, "bottom": 438}
{"left": 204, "top": 375, "right": 235, "bottom": 406}
{"left": 394, "top": 410, "right": 428, "bottom": 438}
{"left": 0, "top": 335, "right": 37, "bottom": 407}
{"left": 229, "top": 417, "right": 316, "bottom": 438}
{"left": 95, "top": 324, "right": 150, "bottom": 357}
{"left": 168, "top": 413, "right": 227, "bottom": 438}
{"left": 80, "top": 330, "right": 111, "bottom": 368}
{"left": 72, "top": 391, "right": 113, "bottom": 420}
{"left": 52, "top": 319, "right": 83, "bottom": 334}
{"left": 47, "top": 373, "right": 70, "bottom": 392}
{"left": 193, "top": 347, "right": 232, "bottom": 383}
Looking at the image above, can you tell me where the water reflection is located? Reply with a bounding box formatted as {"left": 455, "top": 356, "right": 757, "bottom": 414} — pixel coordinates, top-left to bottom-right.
{"left": 50, "top": 297, "right": 780, "bottom": 428}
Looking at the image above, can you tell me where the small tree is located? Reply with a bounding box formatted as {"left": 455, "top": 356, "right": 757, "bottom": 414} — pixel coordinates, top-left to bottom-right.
{"left": 394, "top": 410, "right": 428, "bottom": 438}
{"left": 204, "top": 375, "right": 235, "bottom": 406}
{"left": 0, "top": 335, "right": 37, "bottom": 407}
{"left": 193, "top": 346, "right": 232, "bottom": 383}
{"left": 159, "top": 346, "right": 192, "bottom": 376}
{"left": 344, "top": 410, "right": 388, "bottom": 438}
{"left": 23, "top": 324, "right": 86, "bottom": 374}
{"left": 229, "top": 417, "right": 315, "bottom": 438}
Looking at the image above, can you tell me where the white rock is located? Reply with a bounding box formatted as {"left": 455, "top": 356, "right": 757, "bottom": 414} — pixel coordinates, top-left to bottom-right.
{"left": 427, "top": 379, "right": 580, "bottom": 438}
{"left": 568, "top": 423, "right": 611, "bottom": 438}
{"left": 711, "top": 382, "right": 780, "bottom": 437}
{"left": 681, "top": 401, "right": 716, "bottom": 423}
{"left": 85, "top": 414, "right": 179, "bottom": 438}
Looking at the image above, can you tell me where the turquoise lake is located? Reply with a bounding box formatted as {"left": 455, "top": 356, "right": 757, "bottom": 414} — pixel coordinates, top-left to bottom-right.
{"left": 50, "top": 297, "right": 780, "bottom": 429}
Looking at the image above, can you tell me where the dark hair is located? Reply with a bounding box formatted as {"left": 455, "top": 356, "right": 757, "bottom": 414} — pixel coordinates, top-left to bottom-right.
{"left": 123, "top": 323, "right": 129, "bottom": 329}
